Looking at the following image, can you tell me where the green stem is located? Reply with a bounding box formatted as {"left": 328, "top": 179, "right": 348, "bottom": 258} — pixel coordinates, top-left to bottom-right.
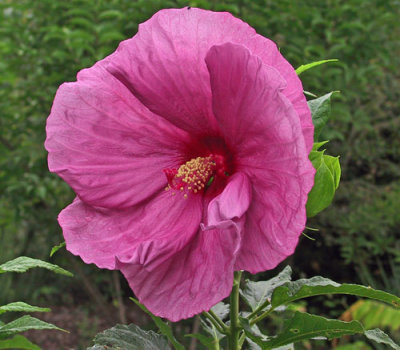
{"left": 202, "top": 311, "right": 227, "bottom": 334}
{"left": 250, "top": 307, "right": 274, "bottom": 326}
{"left": 208, "top": 309, "right": 229, "bottom": 333}
{"left": 228, "top": 271, "right": 242, "bottom": 350}
{"left": 238, "top": 333, "right": 246, "bottom": 348}
{"left": 211, "top": 339, "right": 221, "bottom": 350}
{"left": 247, "top": 299, "right": 270, "bottom": 320}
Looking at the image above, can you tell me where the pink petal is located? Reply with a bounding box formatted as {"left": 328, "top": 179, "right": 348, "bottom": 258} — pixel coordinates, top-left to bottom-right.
{"left": 205, "top": 42, "right": 287, "bottom": 150}
{"left": 58, "top": 191, "right": 203, "bottom": 270}
{"left": 106, "top": 9, "right": 221, "bottom": 135}
{"left": 117, "top": 224, "right": 241, "bottom": 321}
{"left": 46, "top": 59, "right": 190, "bottom": 209}
{"left": 235, "top": 170, "right": 313, "bottom": 273}
{"left": 203, "top": 172, "right": 252, "bottom": 231}
{"left": 205, "top": 41, "right": 315, "bottom": 272}
{"left": 234, "top": 89, "right": 315, "bottom": 272}
{"left": 244, "top": 37, "right": 314, "bottom": 152}
{"left": 106, "top": 7, "right": 311, "bottom": 145}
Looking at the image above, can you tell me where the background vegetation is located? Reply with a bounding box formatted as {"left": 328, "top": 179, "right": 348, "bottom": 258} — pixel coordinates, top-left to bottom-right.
{"left": 0, "top": 0, "right": 399, "bottom": 348}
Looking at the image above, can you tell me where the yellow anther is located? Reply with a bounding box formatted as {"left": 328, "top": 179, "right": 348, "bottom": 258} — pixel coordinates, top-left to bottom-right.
{"left": 173, "top": 155, "right": 216, "bottom": 195}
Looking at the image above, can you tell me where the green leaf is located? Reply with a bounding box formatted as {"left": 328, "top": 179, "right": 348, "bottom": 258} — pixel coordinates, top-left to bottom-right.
{"left": 0, "top": 302, "right": 50, "bottom": 315}
{"left": 0, "top": 315, "right": 65, "bottom": 337}
{"left": 130, "top": 298, "right": 184, "bottom": 350}
{"left": 98, "top": 31, "right": 125, "bottom": 44}
{"left": 87, "top": 324, "right": 169, "bottom": 350}
{"left": 364, "top": 329, "right": 400, "bottom": 349}
{"left": 239, "top": 317, "right": 270, "bottom": 347}
{"left": 64, "top": 8, "right": 94, "bottom": 20}
{"left": 50, "top": 242, "right": 66, "bottom": 257}
{"left": 308, "top": 92, "right": 337, "bottom": 141}
{"left": 306, "top": 149, "right": 341, "bottom": 217}
{"left": 68, "top": 17, "right": 94, "bottom": 30}
{"left": 244, "top": 313, "right": 400, "bottom": 350}
{"left": 245, "top": 313, "right": 399, "bottom": 349}
{"left": 324, "top": 154, "right": 341, "bottom": 189}
{"left": 250, "top": 312, "right": 364, "bottom": 349}
{"left": 247, "top": 338, "right": 262, "bottom": 350}
{"left": 312, "top": 141, "right": 329, "bottom": 151}
{"left": 98, "top": 10, "right": 123, "bottom": 20}
{"left": 296, "top": 59, "right": 338, "bottom": 75}
{"left": 271, "top": 276, "right": 400, "bottom": 310}
{"left": 304, "top": 90, "right": 317, "bottom": 98}
{"left": 241, "top": 319, "right": 296, "bottom": 349}
{"left": 0, "top": 335, "right": 41, "bottom": 350}
{"left": 241, "top": 266, "right": 292, "bottom": 312}
{"left": 0, "top": 256, "right": 73, "bottom": 277}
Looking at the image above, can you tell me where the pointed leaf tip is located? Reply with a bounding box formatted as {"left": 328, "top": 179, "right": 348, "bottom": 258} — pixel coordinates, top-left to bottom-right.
{"left": 296, "top": 59, "right": 339, "bottom": 75}
{"left": 0, "top": 315, "right": 65, "bottom": 338}
{"left": 50, "top": 242, "right": 66, "bottom": 257}
{"left": 0, "top": 257, "right": 73, "bottom": 277}
{"left": 0, "top": 302, "right": 51, "bottom": 315}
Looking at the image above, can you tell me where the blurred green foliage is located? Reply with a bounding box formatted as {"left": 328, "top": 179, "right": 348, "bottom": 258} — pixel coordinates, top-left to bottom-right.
{"left": 0, "top": 0, "right": 399, "bottom": 342}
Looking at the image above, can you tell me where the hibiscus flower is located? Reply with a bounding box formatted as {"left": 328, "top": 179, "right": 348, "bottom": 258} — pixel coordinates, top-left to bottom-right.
{"left": 45, "top": 7, "right": 315, "bottom": 321}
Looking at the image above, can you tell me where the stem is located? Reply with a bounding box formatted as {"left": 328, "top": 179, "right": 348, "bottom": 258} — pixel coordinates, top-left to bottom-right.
{"left": 228, "top": 271, "right": 242, "bottom": 350}
{"left": 250, "top": 307, "right": 274, "bottom": 326}
{"left": 208, "top": 309, "right": 229, "bottom": 333}
{"left": 203, "top": 311, "right": 227, "bottom": 334}
{"left": 211, "top": 339, "right": 221, "bottom": 350}
{"left": 247, "top": 299, "right": 270, "bottom": 320}
{"left": 238, "top": 333, "right": 246, "bottom": 348}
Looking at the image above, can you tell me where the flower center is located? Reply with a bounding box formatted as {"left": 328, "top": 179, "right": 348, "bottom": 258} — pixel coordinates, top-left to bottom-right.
{"left": 163, "top": 154, "right": 227, "bottom": 198}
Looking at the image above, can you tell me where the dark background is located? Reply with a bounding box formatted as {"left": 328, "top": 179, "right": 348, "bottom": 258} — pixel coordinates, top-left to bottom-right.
{"left": 0, "top": 0, "right": 399, "bottom": 348}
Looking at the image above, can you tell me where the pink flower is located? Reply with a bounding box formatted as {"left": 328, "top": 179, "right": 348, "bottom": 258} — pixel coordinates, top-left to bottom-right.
{"left": 45, "top": 8, "right": 315, "bottom": 321}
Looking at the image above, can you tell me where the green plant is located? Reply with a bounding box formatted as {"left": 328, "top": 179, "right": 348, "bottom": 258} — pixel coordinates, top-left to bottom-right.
{"left": 0, "top": 256, "right": 72, "bottom": 349}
